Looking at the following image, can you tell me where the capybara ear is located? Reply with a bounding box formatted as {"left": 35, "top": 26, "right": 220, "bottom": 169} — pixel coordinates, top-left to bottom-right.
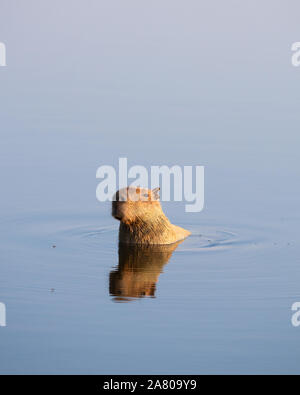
{"left": 152, "top": 187, "right": 160, "bottom": 200}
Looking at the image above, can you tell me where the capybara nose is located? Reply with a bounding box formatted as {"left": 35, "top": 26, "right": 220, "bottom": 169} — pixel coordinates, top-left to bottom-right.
{"left": 112, "top": 209, "right": 120, "bottom": 219}
{"left": 112, "top": 201, "right": 122, "bottom": 220}
{"left": 112, "top": 211, "right": 122, "bottom": 220}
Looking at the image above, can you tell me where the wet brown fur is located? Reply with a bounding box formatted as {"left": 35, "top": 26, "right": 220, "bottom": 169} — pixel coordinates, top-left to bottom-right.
{"left": 112, "top": 187, "right": 191, "bottom": 245}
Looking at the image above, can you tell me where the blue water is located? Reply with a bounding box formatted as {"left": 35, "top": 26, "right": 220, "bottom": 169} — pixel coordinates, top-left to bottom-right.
{"left": 1, "top": 0, "right": 300, "bottom": 374}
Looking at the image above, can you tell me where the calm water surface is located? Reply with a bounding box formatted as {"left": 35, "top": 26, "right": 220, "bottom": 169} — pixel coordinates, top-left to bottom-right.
{"left": 1, "top": 187, "right": 299, "bottom": 374}
{"left": 0, "top": 0, "right": 300, "bottom": 374}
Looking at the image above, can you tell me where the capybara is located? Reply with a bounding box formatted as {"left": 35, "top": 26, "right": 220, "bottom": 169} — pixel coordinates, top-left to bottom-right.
{"left": 112, "top": 186, "right": 190, "bottom": 245}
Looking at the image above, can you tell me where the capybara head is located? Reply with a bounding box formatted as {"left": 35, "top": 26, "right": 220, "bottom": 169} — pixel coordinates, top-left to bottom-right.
{"left": 112, "top": 186, "right": 161, "bottom": 224}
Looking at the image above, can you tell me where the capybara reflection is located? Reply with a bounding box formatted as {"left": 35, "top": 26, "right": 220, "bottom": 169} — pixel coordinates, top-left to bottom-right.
{"left": 109, "top": 242, "right": 181, "bottom": 302}
{"left": 112, "top": 187, "right": 190, "bottom": 245}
